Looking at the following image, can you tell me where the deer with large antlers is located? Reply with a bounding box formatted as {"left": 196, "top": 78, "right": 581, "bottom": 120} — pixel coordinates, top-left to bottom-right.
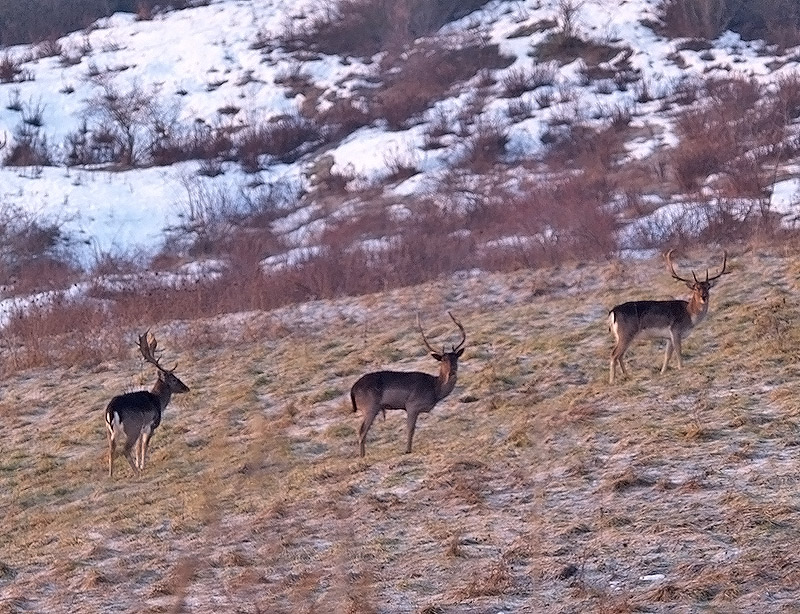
{"left": 350, "top": 312, "right": 466, "bottom": 457}
{"left": 608, "top": 250, "right": 728, "bottom": 384}
{"left": 105, "top": 331, "right": 190, "bottom": 477}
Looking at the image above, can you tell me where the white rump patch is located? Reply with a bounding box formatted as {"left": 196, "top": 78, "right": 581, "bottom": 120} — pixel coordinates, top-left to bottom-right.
{"left": 107, "top": 411, "right": 124, "bottom": 439}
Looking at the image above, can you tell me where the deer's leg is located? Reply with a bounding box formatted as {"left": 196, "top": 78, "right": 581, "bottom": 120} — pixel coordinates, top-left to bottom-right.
{"left": 661, "top": 338, "right": 674, "bottom": 373}
{"left": 405, "top": 409, "right": 420, "bottom": 454}
{"left": 123, "top": 436, "right": 140, "bottom": 476}
{"left": 610, "top": 341, "right": 628, "bottom": 384}
{"left": 139, "top": 429, "right": 153, "bottom": 472}
{"left": 609, "top": 353, "right": 616, "bottom": 385}
{"left": 672, "top": 333, "right": 683, "bottom": 369}
{"left": 358, "top": 408, "right": 379, "bottom": 458}
{"left": 108, "top": 430, "right": 116, "bottom": 478}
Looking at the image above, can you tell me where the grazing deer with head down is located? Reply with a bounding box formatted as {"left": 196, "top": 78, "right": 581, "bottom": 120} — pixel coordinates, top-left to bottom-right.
{"left": 105, "top": 332, "right": 190, "bottom": 477}
{"left": 350, "top": 312, "right": 466, "bottom": 457}
{"left": 608, "top": 250, "right": 728, "bottom": 384}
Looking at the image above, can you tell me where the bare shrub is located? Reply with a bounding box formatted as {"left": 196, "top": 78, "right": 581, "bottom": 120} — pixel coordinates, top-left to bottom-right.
{"left": 774, "top": 74, "right": 800, "bottom": 121}
{"left": 671, "top": 137, "right": 728, "bottom": 193}
{"left": 4, "top": 124, "right": 52, "bottom": 167}
{"left": 459, "top": 118, "right": 509, "bottom": 171}
{"left": 659, "top": 0, "right": 731, "bottom": 39}
{"left": 374, "top": 36, "right": 512, "bottom": 130}
{"left": 534, "top": 12, "right": 620, "bottom": 66}
{"left": 21, "top": 97, "right": 45, "bottom": 127}
{"left": 501, "top": 63, "right": 556, "bottom": 97}
{"left": 165, "top": 177, "right": 298, "bottom": 259}
{"left": 383, "top": 146, "right": 419, "bottom": 182}
{"left": 2, "top": 300, "right": 123, "bottom": 372}
{"left": 543, "top": 121, "right": 626, "bottom": 173}
{"left": 316, "top": 97, "right": 371, "bottom": 141}
{"left": 669, "top": 77, "right": 785, "bottom": 193}
{"left": 507, "top": 97, "right": 533, "bottom": 120}
{"left": 659, "top": 0, "right": 800, "bottom": 48}
{"left": 0, "top": 53, "right": 22, "bottom": 83}
{"left": 5, "top": 87, "right": 21, "bottom": 111}
{"left": 697, "top": 198, "right": 779, "bottom": 243}
{"left": 477, "top": 174, "right": 616, "bottom": 269}
{"left": 167, "top": 180, "right": 243, "bottom": 257}
{"left": 0, "top": 204, "right": 78, "bottom": 293}
{"left": 281, "top": 0, "right": 500, "bottom": 57}
{"left": 58, "top": 45, "right": 85, "bottom": 67}
{"left": 234, "top": 114, "right": 321, "bottom": 171}
{"left": 84, "top": 80, "right": 175, "bottom": 167}
{"left": 35, "top": 38, "right": 62, "bottom": 58}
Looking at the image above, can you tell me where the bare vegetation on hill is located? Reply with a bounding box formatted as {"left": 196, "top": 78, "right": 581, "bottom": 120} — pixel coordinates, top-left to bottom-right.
{"left": 3, "top": 250, "right": 800, "bottom": 612}
{"left": 659, "top": 0, "right": 800, "bottom": 48}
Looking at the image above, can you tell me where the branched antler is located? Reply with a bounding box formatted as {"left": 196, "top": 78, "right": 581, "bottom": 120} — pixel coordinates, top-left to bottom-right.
{"left": 417, "top": 312, "right": 466, "bottom": 354}
{"left": 666, "top": 249, "right": 728, "bottom": 285}
{"left": 138, "top": 330, "right": 176, "bottom": 373}
{"left": 448, "top": 311, "right": 466, "bottom": 352}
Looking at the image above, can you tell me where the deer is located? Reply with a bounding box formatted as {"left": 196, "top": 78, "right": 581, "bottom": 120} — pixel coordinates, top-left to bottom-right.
{"left": 105, "top": 331, "right": 190, "bottom": 477}
{"left": 608, "top": 249, "right": 728, "bottom": 384}
{"left": 350, "top": 312, "right": 466, "bottom": 457}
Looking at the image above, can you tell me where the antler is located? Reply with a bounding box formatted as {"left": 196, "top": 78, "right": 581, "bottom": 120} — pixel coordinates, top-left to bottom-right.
{"left": 705, "top": 250, "right": 728, "bottom": 282}
{"left": 417, "top": 313, "right": 440, "bottom": 354}
{"left": 138, "top": 330, "right": 175, "bottom": 373}
{"left": 666, "top": 249, "right": 728, "bottom": 285}
{"left": 448, "top": 311, "right": 466, "bottom": 352}
{"left": 665, "top": 249, "right": 693, "bottom": 284}
{"left": 417, "top": 312, "right": 467, "bottom": 354}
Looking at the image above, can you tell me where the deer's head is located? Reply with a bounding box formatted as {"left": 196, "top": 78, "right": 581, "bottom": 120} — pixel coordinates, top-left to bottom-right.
{"left": 666, "top": 249, "right": 728, "bottom": 305}
{"left": 418, "top": 311, "right": 466, "bottom": 381}
{"left": 138, "top": 331, "right": 190, "bottom": 394}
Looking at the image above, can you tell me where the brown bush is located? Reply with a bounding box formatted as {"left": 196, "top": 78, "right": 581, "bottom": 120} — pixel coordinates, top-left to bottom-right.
{"left": 234, "top": 114, "right": 321, "bottom": 171}
{"left": 280, "top": 0, "right": 502, "bottom": 57}
{"left": 774, "top": 74, "right": 800, "bottom": 121}
{"left": 4, "top": 125, "right": 52, "bottom": 167}
{"left": 0, "top": 53, "right": 22, "bottom": 83}
{"left": 315, "top": 97, "right": 371, "bottom": 141}
{"left": 669, "top": 77, "right": 786, "bottom": 193}
{"left": 659, "top": 0, "right": 800, "bottom": 48}
{"left": 374, "top": 37, "right": 512, "bottom": 130}
{"left": 542, "top": 121, "right": 627, "bottom": 173}
{"left": 459, "top": 118, "right": 509, "bottom": 172}
{"left": 500, "top": 63, "right": 556, "bottom": 97}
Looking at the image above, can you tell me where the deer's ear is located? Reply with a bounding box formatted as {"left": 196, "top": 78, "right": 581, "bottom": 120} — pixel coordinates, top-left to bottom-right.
{"left": 431, "top": 352, "right": 443, "bottom": 361}
{"left": 686, "top": 281, "right": 696, "bottom": 290}
{"left": 456, "top": 348, "right": 464, "bottom": 358}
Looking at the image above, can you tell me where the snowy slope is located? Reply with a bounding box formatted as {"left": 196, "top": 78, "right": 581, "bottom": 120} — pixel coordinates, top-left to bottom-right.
{"left": 0, "top": 0, "right": 797, "bottom": 264}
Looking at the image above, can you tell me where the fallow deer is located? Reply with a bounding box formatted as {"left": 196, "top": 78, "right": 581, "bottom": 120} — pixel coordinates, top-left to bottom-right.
{"left": 105, "top": 331, "right": 190, "bottom": 477}
{"left": 350, "top": 312, "right": 466, "bottom": 457}
{"left": 608, "top": 249, "right": 728, "bottom": 384}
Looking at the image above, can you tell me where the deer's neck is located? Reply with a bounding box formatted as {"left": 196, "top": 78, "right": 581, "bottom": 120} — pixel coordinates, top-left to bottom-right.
{"left": 686, "top": 293, "right": 709, "bottom": 325}
{"left": 151, "top": 379, "right": 173, "bottom": 410}
{"left": 435, "top": 371, "right": 458, "bottom": 402}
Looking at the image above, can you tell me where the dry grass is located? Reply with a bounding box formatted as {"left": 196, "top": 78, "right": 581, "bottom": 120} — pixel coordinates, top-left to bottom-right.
{"left": 3, "top": 249, "right": 800, "bottom": 612}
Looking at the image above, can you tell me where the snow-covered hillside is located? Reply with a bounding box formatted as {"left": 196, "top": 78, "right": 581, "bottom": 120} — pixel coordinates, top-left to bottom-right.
{"left": 0, "top": 0, "right": 799, "bottom": 265}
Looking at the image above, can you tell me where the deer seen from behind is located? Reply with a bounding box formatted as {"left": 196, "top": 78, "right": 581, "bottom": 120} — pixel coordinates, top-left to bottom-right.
{"left": 350, "top": 312, "right": 466, "bottom": 457}
{"left": 608, "top": 250, "right": 728, "bottom": 384}
{"left": 105, "top": 331, "right": 190, "bottom": 477}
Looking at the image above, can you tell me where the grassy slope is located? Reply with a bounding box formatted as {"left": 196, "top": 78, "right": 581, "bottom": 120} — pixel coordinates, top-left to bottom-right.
{"left": 2, "top": 249, "right": 800, "bottom": 613}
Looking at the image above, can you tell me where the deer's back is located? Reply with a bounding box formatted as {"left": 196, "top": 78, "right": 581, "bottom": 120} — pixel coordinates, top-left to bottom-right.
{"left": 352, "top": 370, "right": 438, "bottom": 410}
{"left": 106, "top": 390, "right": 162, "bottom": 429}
